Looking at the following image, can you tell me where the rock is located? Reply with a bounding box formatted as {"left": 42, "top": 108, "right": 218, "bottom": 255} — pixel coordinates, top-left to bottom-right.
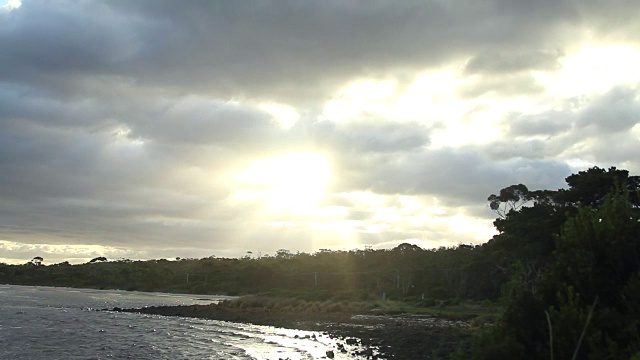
{"left": 326, "top": 350, "right": 335, "bottom": 358}
{"left": 345, "top": 338, "right": 358, "bottom": 345}
{"left": 358, "top": 347, "right": 373, "bottom": 357}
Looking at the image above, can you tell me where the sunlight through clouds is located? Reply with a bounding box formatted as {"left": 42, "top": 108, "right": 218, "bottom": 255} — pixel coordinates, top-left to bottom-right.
{"left": 2, "top": 1, "right": 640, "bottom": 262}
{"left": 0, "top": 0, "right": 20, "bottom": 11}
{"left": 232, "top": 153, "right": 332, "bottom": 214}
{"left": 537, "top": 45, "right": 640, "bottom": 98}
{"left": 259, "top": 103, "right": 300, "bottom": 129}
{"left": 322, "top": 79, "right": 398, "bottom": 123}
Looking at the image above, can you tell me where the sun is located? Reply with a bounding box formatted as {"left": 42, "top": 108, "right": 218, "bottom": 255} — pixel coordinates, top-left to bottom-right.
{"left": 234, "top": 153, "right": 332, "bottom": 213}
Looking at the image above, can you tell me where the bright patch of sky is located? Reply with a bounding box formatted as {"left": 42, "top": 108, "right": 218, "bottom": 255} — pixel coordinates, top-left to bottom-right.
{"left": 0, "top": 0, "right": 20, "bottom": 11}
{"left": 259, "top": 103, "right": 301, "bottom": 129}
{"left": 233, "top": 153, "right": 333, "bottom": 214}
{"left": 539, "top": 45, "right": 640, "bottom": 98}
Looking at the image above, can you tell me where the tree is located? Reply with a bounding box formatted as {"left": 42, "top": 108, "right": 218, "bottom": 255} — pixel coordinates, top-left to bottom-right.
{"left": 89, "top": 257, "right": 108, "bottom": 263}
{"left": 475, "top": 190, "right": 640, "bottom": 359}
{"left": 556, "top": 166, "right": 640, "bottom": 208}
{"left": 275, "top": 249, "right": 293, "bottom": 259}
{"left": 30, "top": 256, "right": 44, "bottom": 266}
{"left": 485, "top": 167, "right": 640, "bottom": 280}
{"left": 538, "top": 191, "right": 640, "bottom": 359}
{"left": 488, "top": 184, "right": 533, "bottom": 219}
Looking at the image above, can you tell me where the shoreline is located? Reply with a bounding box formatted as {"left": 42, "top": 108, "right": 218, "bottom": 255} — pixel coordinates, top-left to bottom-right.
{"left": 117, "top": 302, "right": 476, "bottom": 359}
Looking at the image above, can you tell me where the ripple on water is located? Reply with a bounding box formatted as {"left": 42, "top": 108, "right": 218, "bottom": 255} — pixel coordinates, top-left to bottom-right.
{"left": 1, "top": 285, "right": 379, "bottom": 359}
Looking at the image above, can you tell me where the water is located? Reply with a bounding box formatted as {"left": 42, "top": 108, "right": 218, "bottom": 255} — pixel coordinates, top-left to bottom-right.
{"left": 0, "top": 285, "right": 363, "bottom": 359}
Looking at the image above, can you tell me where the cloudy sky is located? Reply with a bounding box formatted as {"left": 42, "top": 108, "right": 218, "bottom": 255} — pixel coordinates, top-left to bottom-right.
{"left": 1, "top": 0, "right": 640, "bottom": 264}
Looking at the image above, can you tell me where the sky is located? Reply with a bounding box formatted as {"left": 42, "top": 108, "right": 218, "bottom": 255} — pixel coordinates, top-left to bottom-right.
{"left": 1, "top": 0, "right": 640, "bottom": 264}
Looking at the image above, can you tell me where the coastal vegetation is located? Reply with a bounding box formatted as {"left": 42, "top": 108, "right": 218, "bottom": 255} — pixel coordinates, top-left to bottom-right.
{"left": 1, "top": 166, "right": 639, "bottom": 359}
{"left": 0, "top": 240, "right": 501, "bottom": 302}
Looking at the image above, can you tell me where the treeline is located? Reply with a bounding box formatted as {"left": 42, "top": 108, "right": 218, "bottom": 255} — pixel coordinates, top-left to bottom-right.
{"left": 0, "top": 242, "right": 501, "bottom": 301}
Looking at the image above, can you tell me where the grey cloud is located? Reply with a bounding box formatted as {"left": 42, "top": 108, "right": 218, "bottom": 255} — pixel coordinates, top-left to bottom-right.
{"left": 1, "top": 1, "right": 151, "bottom": 80}
{"left": 460, "top": 50, "right": 562, "bottom": 98}
{"left": 566, "top": 125, "right": 640, "bottom": 174}
{"left": 0, "top": 119, "right": 164, "bottom": 201}
{"left": 0, "top": 84, "right": 119, "bottom": 131}
{"left": 1, "top": 0, "right": 603, "bottom": 104}
{"left": 569, "top": 0, "right": 640, "bottom": 39}
{"left": 331, "top": 147, "right": 571, "bottom": 205}
{"left": 311, "top": 118, "right": 431, "bottom": 154}
{"left": 484, "top": 140, "right": 552, "bottom": 160}
{"left": 501, "top": 86, "right": 640, "bottom": 145}
{"left": 577, "top": 87, "right": 640, "bottom": 133}
{"left": 506, "top": 111, "right": 573, "bottom": 137}
{"left": 128, "top": 99, "right": 284, "bottom": 147}
{"left": 465, "top": 50, "right": 563, "bottom": 75}
{"left": 0, "top": 83, "right": 298, "bottom": 157}
{"left": 588, "top": 133, "right": 640, "bottom": 168}
{"left": 489, "top": 85, "right": 640, "bottom": 176}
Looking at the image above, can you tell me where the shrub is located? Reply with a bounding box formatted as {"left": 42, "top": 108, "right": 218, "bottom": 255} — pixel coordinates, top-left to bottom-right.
{"left": 416, "top": 298, "right": 437, "bottom": 307}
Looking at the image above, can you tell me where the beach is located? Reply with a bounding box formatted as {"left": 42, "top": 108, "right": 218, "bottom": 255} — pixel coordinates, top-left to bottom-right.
{"left": 119, "top": 300, "right": 477, "bottom": 359}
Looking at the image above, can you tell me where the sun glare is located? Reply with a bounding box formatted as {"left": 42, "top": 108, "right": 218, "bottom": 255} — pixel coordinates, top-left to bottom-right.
{"left": 259, "top": 103, "right": 300, "bottom": 129}
{"left": 538, "top": 44, "right": 640, "bottom": 97}
{"left": 234, "top": 153, "right": 332, "bottom": 213}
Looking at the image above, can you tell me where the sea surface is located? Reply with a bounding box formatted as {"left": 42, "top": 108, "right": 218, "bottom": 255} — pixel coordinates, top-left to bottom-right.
{"left": 0, "top": 285, "right": 361, "bottom": 359}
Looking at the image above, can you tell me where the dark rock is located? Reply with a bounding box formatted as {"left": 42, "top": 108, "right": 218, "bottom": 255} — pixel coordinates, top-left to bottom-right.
{"left": 358, "top": 347, "right": 373, "bottom": 357}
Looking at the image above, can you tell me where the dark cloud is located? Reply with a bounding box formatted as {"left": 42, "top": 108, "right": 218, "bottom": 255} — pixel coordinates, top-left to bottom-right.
{"left": 0, "top": 0, "right": 602, "bottom": 104}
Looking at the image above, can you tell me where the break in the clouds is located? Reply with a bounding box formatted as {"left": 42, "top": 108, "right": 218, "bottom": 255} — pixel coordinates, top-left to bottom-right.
{"left": 1, "top": 0, "right": 640, "bottom": 264}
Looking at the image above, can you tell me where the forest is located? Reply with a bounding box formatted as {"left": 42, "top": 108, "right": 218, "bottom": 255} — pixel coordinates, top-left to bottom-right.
{"left": 2, "top": 166, "right": 639, "bottom": 359}
{"left": 0, "top": 240, "right": 494, "bottom": 301}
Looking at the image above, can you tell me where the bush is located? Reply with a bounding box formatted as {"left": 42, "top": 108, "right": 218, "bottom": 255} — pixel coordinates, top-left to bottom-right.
{"left": 415, "top": 298, "right": 437, "bottom": 307}
{"left": 441, "top": 298, "right": 461, "bottom": 307}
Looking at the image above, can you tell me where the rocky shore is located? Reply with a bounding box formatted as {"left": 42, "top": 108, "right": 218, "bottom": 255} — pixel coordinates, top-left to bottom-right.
{"left": 115, "top": 300, "right": 476, "bottom": 359}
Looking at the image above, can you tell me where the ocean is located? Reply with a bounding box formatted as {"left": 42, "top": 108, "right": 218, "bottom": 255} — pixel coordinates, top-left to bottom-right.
{"left": 0, "top": 285, "right": 360, "bottom": 359}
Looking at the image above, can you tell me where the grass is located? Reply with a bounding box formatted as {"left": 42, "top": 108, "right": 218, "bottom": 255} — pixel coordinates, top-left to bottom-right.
{"left": 409, "top": 302, "right": 502, "bottom": 317}
{"left": 217, "top": 294, "right": 502, "bottom": 327}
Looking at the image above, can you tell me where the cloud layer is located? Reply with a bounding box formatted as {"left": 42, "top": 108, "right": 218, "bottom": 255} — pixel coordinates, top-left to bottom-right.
{"left": 1, "top": 0, "right": 640, "bottom": 264}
